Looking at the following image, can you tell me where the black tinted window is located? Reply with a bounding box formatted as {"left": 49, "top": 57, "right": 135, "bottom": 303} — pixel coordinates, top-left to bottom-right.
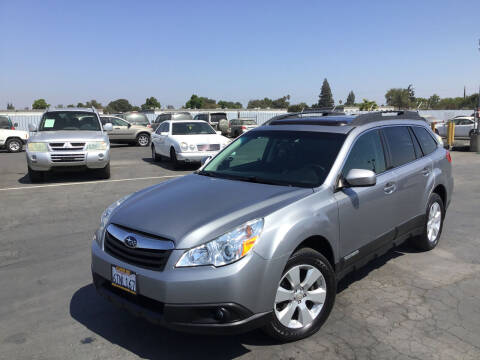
{"left": 343, "top": 130, "right": 386, "bottom": 176}
{"left": 382, "top": 126, "right": 416, "bottom": 167}
{"left": 0, "top": 116, "right": 12, "bottom": 129}
{"left": 412, "top": 127, "right": 438, "bottom": 155}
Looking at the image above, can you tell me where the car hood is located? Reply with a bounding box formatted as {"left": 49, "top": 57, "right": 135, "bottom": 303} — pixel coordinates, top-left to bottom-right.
{"left": 171, "top": 134, "right": 228, "bottom": 144}
{"left": 110, "top": 174, "right": 313, "bottom": 249}
{"left": 29, "top": 131, "right": 107, "bottom": 142}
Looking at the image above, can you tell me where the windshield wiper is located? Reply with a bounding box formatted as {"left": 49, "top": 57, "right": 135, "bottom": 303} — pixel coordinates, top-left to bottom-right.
{"left": 228, "top": 175, "right": 290, "bottom": 186}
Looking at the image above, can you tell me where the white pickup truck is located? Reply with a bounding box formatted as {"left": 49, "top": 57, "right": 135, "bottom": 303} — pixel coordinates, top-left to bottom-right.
{"left": 0, "top": 115, "right": 29, "bottom": 152}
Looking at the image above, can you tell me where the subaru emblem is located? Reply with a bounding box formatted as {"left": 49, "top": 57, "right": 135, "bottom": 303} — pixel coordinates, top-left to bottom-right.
{"left": 124, "top": 235, "right": 137, "bottom": 248}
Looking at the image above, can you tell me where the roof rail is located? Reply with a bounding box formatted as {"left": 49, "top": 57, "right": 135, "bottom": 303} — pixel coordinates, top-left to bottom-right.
{"left": 351, "top": 110, "right": 425, "bottom": 126}
{"left": 263, "top": 109, "right": 346, "bottom": 125}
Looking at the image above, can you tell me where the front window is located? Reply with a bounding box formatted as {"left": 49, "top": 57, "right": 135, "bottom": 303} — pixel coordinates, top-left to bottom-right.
{"left": 201, "top": 130, "right": 346, "bottom": 188}
{"left": 172, "top": 122, "right": 216, "bottom": 135}
{"left": 124, "top": 113, "right": 149, "bottom": 125}
{"left": 342, "top": 130, "right": 386, "bottom": 176}
{"left": 38, "top": 112, "right": 101, "bottom": 131}
{"left": 0, "top": 116, "right": 12, "bottom": 129}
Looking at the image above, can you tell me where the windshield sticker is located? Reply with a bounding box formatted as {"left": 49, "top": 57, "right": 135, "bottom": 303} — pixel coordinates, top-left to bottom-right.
{"left": 44, "top": 119, "right": 55, "bottom": 128}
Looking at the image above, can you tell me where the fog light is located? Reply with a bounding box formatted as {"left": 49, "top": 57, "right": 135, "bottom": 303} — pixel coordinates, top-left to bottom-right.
{"left": 214, "top": 307, "right": 228, "bottom": 322}
{"left": 98, "top": 153, "right": 104, "bottom": 160}
{"left": 31, "top": 154, "right": 37, "bottom": 162}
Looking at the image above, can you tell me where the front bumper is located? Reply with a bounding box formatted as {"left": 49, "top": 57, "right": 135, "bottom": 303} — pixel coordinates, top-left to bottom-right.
{"left": 176, "top": 151, "right": 220, "bottom": 162}
{"left": 26, "top": 150, "right": 110, "bottom": 171}
{"left": 91, "top": 239, "right": 286, "bottom": 333}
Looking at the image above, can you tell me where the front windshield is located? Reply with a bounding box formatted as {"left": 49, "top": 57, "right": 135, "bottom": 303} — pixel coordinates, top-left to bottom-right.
{"left": 172, "top": 122, "right": 216, "bottom": 135}
{"left": 125, "top": 113, "right": 149, "bottom": 125}
{"left": 202, "top": 130, "right": 346, "bottom": 188}
{"left": 38, "top": 112, "right": 101, "bottom": 131}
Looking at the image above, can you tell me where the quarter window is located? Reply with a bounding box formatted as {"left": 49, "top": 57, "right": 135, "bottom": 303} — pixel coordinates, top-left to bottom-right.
{"left": 342, "top": 130, "right": 386, "bottom": 176}
{"left": 411, "top": 127, "right": 438, "bottom": 155}
{"left": 382, "top": 126, "right": 416, "bottom": 168}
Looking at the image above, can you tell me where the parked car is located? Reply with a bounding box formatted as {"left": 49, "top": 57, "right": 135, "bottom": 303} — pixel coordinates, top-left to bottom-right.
{"left": 150, "top": 120, "right": 230, "bottom": 168}
{"left": 100, "top": 116, "right": 152, "bottom": 146}
{"left": 91, "top": 111, "right": 452, "bottom": 342}
{"left": 0, "top": 115, "right": 29, "bottom": 152}
{"left": 26, "top": 108, "right": 112, "bottom": 182}
{"left": 117, "top": 112, "right": 151, "bottom": 128}
{"left": 435, "top": 116, "right": 475, "bottom": 138}
{"left": 193, "top": 112, "right": 227, "bottom": 130}
{"left": 151, "top": 112, "right": 192, "bottom": 131}
{"left": 219, "top": 118, "right": 258, "bottom": 137}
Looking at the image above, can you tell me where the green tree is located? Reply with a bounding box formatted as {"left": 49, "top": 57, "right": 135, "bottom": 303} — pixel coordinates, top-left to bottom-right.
{"left": 67, "top": 104, "right": 75, "bottom": 108}
{"left": 407, "top": 84, "right": 415, "bottom": 104}
{"left": 345, "top": 91, "right": 355, "bottom": 106}
{"left": 56, "top": 104, "right": 64, "bottom": 108}
{"left": 247, "top": 98, "right": 273, "bottom": 109}
{"left": 167, "top": 105, "right": 175, "bottom": 109}
{"left": 85, "top": 99, "right": 103, "bottom": 109}
{"left": 318, "top": 78, "right": 334, "bottom": 108}
{"left": 287, "top": 102, "right": 308, "bottom": 112}
{"left": 6, "top": 103, "right": 14, "bottom": 110}
{"left": 272, "top": 95, "right": 290, "bottom": 109}
{"left": 32, "top": 99, "right": 50, "bottom": 109}
{"left": 218, "top": 100, "right": 242, "bottom": 109}
{"left": 131, "top": 105, "right": 141, "bottom": 111}
{"left": 385, "top": 88, "right": 411, "bottom": 109}
{"left": 359, "top": 99, "right": 378, "bottom": 111}
{"left": 105, "top": 99, "right": 133, "bottom": 113}
{"left": 185, "top": 94, "right": 203, "bottom": 109}
{"left": 428, "top": 94, "right": 440, "bottom": 109}
{"left": 77, "top": 102, "right": 85, "bottom": 107}
{"left": 141, "top": 97, "right": 161, "bottom": 110}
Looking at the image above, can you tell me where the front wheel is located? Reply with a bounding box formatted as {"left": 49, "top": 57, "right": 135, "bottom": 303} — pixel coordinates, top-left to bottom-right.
{"left": 136, "top": 133, "right": 150, "bottom": 147}
{"left": 170, "top": 147, "right": 180, "bottom": 169}
{"left": 263, "top": 248, "right": 336, "bottom": 342}
{"left": 409, "top": 193, "right": 444, "bottom": 251}
{"left": 95, "top": 163, "right": 111, "bottom": 179}
{"left": 151, "top": 145, "right": 161, "bottom": 162}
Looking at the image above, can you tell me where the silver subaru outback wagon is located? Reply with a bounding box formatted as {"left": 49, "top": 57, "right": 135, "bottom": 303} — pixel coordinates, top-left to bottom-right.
{"left": 91, "top": 111, "right": 453, "bottom": 342}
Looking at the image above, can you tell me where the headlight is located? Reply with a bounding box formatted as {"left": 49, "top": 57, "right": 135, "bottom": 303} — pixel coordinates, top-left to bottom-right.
{"left": 180, "top": 142, "right": 188, "bottom": 151}
{"left": 176, "top": 218, "right": 264, "bottom": 267}
{"left": 96, "top": 193, "right": 133, "bottom": 245}
{"left": 27, "top": 142, "right": 48, "bottom": 152}
{"left": 86, "top": 141, "right": 107, "bottom": 151}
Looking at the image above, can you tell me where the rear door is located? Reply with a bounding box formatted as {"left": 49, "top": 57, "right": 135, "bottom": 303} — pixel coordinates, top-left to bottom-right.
{"left": 335, "top": 129, "right": 398, "bottom": 261}
{"left": 382, "top": 126, "right": 433, "bottom": 235}
{"left": 110, "top": 117, "right": 132, "bottom": 140}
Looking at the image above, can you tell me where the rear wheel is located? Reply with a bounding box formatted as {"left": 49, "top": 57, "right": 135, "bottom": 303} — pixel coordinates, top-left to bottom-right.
{"left": 136, "top": 133, "right": 150, "bottom": 147}
{"left": 263, "top": 248, "right": 336, "bottom": 342}
{"left": 6, "top": 138, "right": 22, "bottom": 153}
{"left": 28, "top": 166, "right": 44, "bottom": 183}
{"left": 409, "top": 193, "right": 444, "bottom": 251}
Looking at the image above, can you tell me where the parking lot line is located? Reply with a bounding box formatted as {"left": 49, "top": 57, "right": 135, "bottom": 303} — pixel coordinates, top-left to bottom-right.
{"left": 0, "top": 175, "right": 183, "bottom": 192}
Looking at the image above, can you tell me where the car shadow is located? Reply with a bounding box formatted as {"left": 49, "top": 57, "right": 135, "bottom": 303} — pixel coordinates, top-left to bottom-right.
{"left": 70, "top": 285, "right": 276, "bottom": 359}
{"left": 141, "top": 157, "right": 200, "bottom": 171}
{"left": 18, "top": 170, "right": 107, "bottom": 184}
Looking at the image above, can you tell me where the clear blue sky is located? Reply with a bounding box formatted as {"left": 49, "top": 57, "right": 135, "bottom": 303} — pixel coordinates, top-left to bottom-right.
{"left": 1, "top": 0, "right": 479, "bottom": 109}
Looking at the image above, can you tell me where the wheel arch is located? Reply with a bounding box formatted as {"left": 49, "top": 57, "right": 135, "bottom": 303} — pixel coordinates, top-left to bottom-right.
{"left": 432, "top": 183, "right": 447, "bottom": 208}
{"left": 293, "top": 235, "right": 336, "bottom": 271}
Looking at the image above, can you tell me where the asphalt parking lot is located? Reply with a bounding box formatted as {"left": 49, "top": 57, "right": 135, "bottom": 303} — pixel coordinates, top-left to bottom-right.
{"left": 1, "top": 145, "right": 479, "bottom": 360}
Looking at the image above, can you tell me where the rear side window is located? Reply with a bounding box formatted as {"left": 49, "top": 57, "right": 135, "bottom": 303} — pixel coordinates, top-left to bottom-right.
{"left": 412, "top": 127, "right": 438, "bottom": 155}
{"left": 0, "top": 116, "right": 12, "bottom": 129}
{"left": 382, "top": 126, "right": 416, "bottom": 168}
{"left": 342, "top": 130, "right": 386, "bottom": 176}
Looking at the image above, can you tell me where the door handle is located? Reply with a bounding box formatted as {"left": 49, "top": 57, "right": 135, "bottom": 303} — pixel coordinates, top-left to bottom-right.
{"left": 384, "top": 182, "right": 396, "bottom": 194}
{"left": 421, "top": 167, "right": 431, "bottom": 176}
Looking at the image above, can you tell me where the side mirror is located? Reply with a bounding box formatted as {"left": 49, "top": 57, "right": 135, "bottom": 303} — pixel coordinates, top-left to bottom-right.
{"left": 103, "top": 123, "right": 113, "bottom": 131}
{"left": 14, "top": 122, "right": 18, "bottom": 127}
{"left": 127, "top": 123, "right": 131, "bottom": 128}
{"left": 201, "top": 156, "right": 212, "bottom": 166}
{"left": 28, "top": 123, "right": 37, "bottom": 132}
{"left": 345, "top": 169, "right": 376, "bottom": 187}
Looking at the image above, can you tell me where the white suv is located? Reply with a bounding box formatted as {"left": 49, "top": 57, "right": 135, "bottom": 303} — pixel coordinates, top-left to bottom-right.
{"left": 0, "top": 115, "right": 29, "bottom": 152}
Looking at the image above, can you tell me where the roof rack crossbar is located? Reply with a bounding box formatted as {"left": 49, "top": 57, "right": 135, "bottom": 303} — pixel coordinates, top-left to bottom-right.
{"left": 350, "top": 110, "right": 424, "bottom": 126}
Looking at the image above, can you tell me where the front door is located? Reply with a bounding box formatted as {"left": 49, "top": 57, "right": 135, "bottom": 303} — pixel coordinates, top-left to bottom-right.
{"left": 334, "top": 129, "right": 397, "bottom": 262}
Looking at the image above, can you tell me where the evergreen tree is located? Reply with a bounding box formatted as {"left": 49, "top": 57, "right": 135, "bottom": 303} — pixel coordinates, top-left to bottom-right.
{"left": 345, "top": 91, "right": 355, "bottom": 106}
{"left": 318, "top": 78, "right": 334, "bottom": 108}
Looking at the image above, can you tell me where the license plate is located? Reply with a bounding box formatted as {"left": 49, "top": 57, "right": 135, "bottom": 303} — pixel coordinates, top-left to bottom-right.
{"left": 111, "top": 265, "right": 137, "bottom": 295}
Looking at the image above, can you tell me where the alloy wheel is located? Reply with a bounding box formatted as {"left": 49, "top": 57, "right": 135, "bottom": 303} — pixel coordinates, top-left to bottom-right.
{"left": 427, "top": 202, "right": 441, "bottom": 243}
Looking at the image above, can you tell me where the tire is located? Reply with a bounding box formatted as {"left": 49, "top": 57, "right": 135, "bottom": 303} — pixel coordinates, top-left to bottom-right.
{"left": 170, "top": 147, "right": 180, "bottom": 169}
{"left": 96, "top": 163, "right": 111, "bottom": 179}
{"left": 151, "top": 145, "right": 161, "bottom": 162}
{"left": 409, "top": 193, "right": 444, "bottom": 251}
{"left": 28, "top": 166, "right": 44, "bottom": 183}
{"left": 263, "top": 248, "right": 336, "bottom": 342}
{"left": 6, "top": 138, "right": 22, "bottom": 153}
{"left": 136, "top": 133, "right": 150, "bottom": 147}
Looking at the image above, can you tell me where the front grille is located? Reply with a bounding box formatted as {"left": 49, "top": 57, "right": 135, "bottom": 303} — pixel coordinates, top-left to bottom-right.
{"left": 51, "top": 153, "right": 85, "bottom": 162}
{"left": 197, "top": 144, "right": 220, "bottom": 151}
{"left": 104, "top": 230, "right": 171, "bottom": 271}
{"left": 49, "top": 142, "right": 85, "bottom": 151}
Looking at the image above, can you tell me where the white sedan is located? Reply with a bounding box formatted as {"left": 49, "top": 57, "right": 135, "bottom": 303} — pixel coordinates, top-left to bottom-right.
{"left": 435, "top": 116, "right": 475, "bottom": 138}
{"left": 151, "top": 120, "right": 231, "bottom": 168}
